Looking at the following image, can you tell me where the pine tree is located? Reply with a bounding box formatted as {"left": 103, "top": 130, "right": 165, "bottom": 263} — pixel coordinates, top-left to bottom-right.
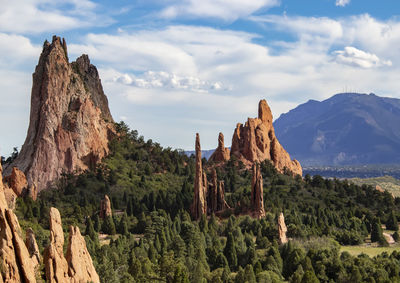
{"left": 371, "top": 218, "right": 386, "bottom": 245}
{"left": 85, "top": 218, "right": 97, "bottom": 241}
{"left": 386, "top": 211, "right": 398, "bottom": 231}
{"left": 224, "top": 232, "right": 238, "bottom": 271}
{"left": 102, "top": 216, "right": 116, "bottom": 235}
{"left": 93, "top": 214, "right": 101, "bottom": 232}
{"left": 118, "top": 213, "right": 129, "bottom": 235}
{"left": 244, "top": 265, "right": 256, "bottom": 283}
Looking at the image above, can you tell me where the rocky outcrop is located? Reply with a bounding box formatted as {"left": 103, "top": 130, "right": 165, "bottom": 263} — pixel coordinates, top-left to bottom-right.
{"left": 231, "top": 100, "right": 302, "bottom": 176}
{"left": 67, "top": 226, "right": 100, "bottom": 283}
{"left": 6, "top": 167, "right": 28, "bottom": 197}
{"left": 45, "top": 207, "right": 100, "bottom": 283}
{"left": 209, "top": 133, "right": 230, "bottom": 163}
{"left": 28, "top": 184, "right": 38, "bottom": 201}
{"left": 26, "top": 228, "right": 41, "bottom": 269}
{"left": 44, "top": 207, "right": 70, "bottom": 282}
{"left": 251, "top": 164, "right": 265, "bottom": 219}
{"left": 217, "top": 181, "right": 229, "bottom": 211}
{"left": 191, "top": 133, "right": 207, "bottom": 220}
{"left": 0, "top": 163, "right": 37, "bottom": 282}
{"left": 4, "top": 36, "right": 115, "bottom": 191}
{"left": 278, "top": 212, "right": 288, "bottom": 244}
{"left": 100, "top": 195, "right": 112, "bottom": 219}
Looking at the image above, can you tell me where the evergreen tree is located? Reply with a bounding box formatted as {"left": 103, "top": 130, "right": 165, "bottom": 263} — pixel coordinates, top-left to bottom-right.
{"left": 102, "top": 216, "right": 116, "bottom": 235}
{"left": 244, "top": 265, "right": 256, "bottom": 283}
{"left": 118, "top": 213, "right": 129, "bottom": 235}
{"left": 386, "top": 211, "right": 398, "bottom": 231}
{"left": 301, "top": 270, "right": 320, "bottom": 283}
{"left": 85, "top": 218, "right": 97, "bottom": 241}
{"left": 93, "top": 214, "right": 101, "bottom": 232}
{"left": 224, "top": 232, "right": 238, "bottom": 271}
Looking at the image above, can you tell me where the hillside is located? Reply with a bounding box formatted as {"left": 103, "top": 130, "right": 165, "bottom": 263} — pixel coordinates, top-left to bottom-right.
{"left": 274, "top": 93, "right": 400, "bottom": 166}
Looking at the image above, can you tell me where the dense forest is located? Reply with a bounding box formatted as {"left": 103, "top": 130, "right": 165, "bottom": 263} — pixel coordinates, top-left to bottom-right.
{"left": 11, "top": 122, "right": 400, "bottom": 283}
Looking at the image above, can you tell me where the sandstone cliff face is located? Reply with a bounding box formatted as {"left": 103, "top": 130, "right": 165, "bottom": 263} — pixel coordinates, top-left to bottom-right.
{"left": 209, "top": 133, "right": 230, "bottom": 163}
{"left": 4, "top": 36, "right": 114, "bottom": 191}
{"left": 191, "top": 133, "right": 207, "bottom": 220}
{"left": 278, "top": 212, "right": 288, "bottom": 244}
{"left": 231, "top": 100, "right": 302, "bottom": 176}
{"left": 251, "top": 164, "right": 265, "bottom": 219}
{"left": 100, "top": 195, "right": 112, "bottom": 219}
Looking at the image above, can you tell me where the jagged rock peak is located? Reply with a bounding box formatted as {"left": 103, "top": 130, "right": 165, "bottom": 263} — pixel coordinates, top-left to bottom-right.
{"left": 278, "top": 212, "right": 288, "bottom": 244}
{"left": 191, "top": 133, "right": 207, "bottom": 220}
{"left": 4, "top": 35, "right": 115, "bottom": 191}
{"left": 67, "top": 226, "right": 100, "bottom": 283}
{"left": 230, "top": 99, "right": 302, "bottom": 176}
{"left": 209, "top": 132, "right": 230, "bottom": 163}
{"left": 26, "top": 228, "right": 41, "bottom": 269}
{"left": 100, "top": 195, "right": 112, "bottom": 219}
{"left": 251, "top": 164, "right": 265, "bottom": 219}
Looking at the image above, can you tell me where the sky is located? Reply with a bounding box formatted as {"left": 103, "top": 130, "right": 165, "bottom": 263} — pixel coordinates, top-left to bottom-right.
{"left": 1, "top": 0, "right": 400, "bottom": 156}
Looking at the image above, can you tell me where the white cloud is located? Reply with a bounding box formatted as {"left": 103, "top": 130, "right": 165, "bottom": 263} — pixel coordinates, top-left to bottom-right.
{"left": 333, "top": 46, "right": 392, "bottom": 68}
{"left": 113, "top": 70, "right": 227, "bottom": 92}
{"left": 0, "top": 0, "right": 113, "bottom": 34}
{"left": 336, "top": 0, "right": 350, "bottom": 7}
{"left": 160, "top": 0, "right": 280, "bottom": 21}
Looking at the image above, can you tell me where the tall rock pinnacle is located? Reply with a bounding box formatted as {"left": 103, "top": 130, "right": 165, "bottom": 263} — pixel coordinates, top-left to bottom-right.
{"left": 191, "top": 133, "right": 207, "bottom": 220}
{"left": 251, "top": 164, "right": 265, "bottom": 219}
{"left": 231, "top": 99, "right": 302, "bottom": 176}
{"left": 278, "top": 212, "right": 288, "bottom": 244}
{"left": 4, "top": 36, "right": 115, "bottom": 190}
{"left": 209, "top": 132, "right": 230, "bottom": 163}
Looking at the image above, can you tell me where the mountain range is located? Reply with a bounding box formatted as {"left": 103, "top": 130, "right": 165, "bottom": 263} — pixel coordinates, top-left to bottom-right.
{"left": 274, "top": 92, "right": 400, "bottom": 166}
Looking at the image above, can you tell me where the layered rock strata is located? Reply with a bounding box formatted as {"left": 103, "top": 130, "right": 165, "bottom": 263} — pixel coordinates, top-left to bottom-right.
{"left": 278, "top": 212, "right": 288, "bottom": 244}
{"left": 230, "top": 100, "right": 302, "bottom": 176}
{"left": 251, "top": 164, "right": 266, "bottom": 219}
{"left": 4, "top": 35, "right": 115, "bottom": 190}
{"left": 209, "top": 133, "right": 230, "bottom": 163}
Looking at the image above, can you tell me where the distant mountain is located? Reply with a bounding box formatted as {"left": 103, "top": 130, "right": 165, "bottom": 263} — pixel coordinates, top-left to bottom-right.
{"left": 185, "top": 149, "right": 215, "bottom": 160}
{"left": 274, "top": 93, "right": 400, "bottom": 166}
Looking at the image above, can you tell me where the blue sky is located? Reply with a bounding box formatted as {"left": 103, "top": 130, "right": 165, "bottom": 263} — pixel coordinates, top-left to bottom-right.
{"left": 1, "top": 0, "right": 400, "bottom": 155}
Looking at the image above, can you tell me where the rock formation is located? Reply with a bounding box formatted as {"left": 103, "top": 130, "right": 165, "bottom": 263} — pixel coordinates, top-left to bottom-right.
{"left": 67, "top": 226, "right": 100, "bottom": 283}
{"left": 44, "top": 207, "right": 70, "bottom": 282}
{"left": 209, "top": 133, "right": 230, "bottom": 163}
{"left": 100, "top": 195, "right": 112, "bottom": 219}
{"left": 0, "top": 162, "right": 37, "bottom": 282}
{"left": 28, "top": 184, "right": 38, "bottom": 201}
{"left": 0, "top": 161, "right": 99, "bottom": 282}
{"left": 231, "top": 100, "right": 302, "bottom": 176}
{"left": 4, "top": 35, "right": 115, "bottom": 191}
{"left": 26, "top": 228, "right": 41, "bottom": 269}
{"left": 278, "top": 212, "right": 288, "bottom": 244}
{"left": 251, "top": 164, "right": 265, "bottom": 219}
{"left": 45, "top": 207, "right": 100, "bottom": 283}
{"left": 6, "top": 167, "right": 28, "bottom": 196}
{"left": 217, "top": 181, "right": 229, "bottom": 211}
{"left": 191, "top": 133, "right": 207, "bottom": 220}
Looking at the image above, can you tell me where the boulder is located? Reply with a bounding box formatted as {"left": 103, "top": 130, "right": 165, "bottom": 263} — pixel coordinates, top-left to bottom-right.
{"left": 7, "top": 167, "right": 28, "bottom": 197}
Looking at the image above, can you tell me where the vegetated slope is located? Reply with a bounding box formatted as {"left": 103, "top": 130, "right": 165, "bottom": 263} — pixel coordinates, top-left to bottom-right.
{"left": 14, "top": 122, "right": 400, "bottom": 282}
{"left": 274, "top": 93, "right": 400, "bottom": 166}
{"left": 349, "top": 175, "right": 400, "bottom": 198}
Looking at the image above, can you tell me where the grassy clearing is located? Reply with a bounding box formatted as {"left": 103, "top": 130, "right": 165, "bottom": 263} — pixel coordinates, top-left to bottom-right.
{"left": 341, "top": 244, "right": 400, "bottom": 257}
